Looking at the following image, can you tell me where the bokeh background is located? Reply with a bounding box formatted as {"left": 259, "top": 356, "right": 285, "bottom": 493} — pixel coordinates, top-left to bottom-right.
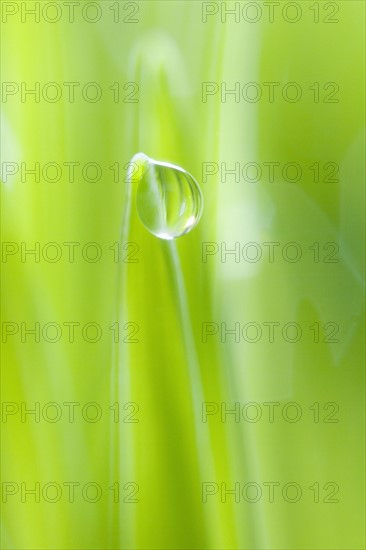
{"left": 1, "top": 1, "right": 365, "bottom": 549}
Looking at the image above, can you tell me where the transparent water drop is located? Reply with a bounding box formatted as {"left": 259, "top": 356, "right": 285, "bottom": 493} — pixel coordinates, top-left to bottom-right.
{"left": 130, "top": 153, "right": 203, "bottom": 240}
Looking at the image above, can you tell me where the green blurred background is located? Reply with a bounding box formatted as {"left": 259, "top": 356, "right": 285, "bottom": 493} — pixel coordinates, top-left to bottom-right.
{"left": 1, "top": 1, "right": 365, "bottom": 549}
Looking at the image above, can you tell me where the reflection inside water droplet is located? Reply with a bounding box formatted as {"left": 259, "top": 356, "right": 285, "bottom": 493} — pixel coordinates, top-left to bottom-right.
{"left": 131, "top": 153, "right": 203, "bottom": 240}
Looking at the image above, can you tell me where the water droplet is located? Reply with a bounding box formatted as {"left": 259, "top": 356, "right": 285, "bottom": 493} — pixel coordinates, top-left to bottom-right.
{"left": 131, "top": 153, "right": 203, "bottom": 240}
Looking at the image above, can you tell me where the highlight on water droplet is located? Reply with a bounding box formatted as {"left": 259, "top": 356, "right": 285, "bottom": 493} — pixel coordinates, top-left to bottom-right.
{"left": 129, "top": 152, "right": 203, "bottom": 240}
